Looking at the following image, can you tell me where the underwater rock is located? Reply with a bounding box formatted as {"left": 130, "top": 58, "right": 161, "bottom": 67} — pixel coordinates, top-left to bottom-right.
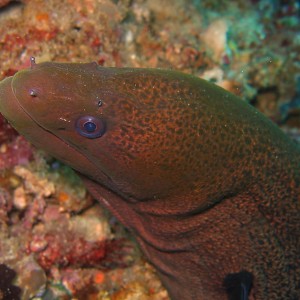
{"left": 0, "top": 264, "right": 21, "bottom": 300}
{"left": 14, "top": 256, "right": 46, "bottom": 300}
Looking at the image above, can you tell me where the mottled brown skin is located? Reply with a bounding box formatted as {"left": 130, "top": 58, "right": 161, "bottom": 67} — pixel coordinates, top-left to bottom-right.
{"left": 0, "top": 61, "right": 299, "bottom": 299}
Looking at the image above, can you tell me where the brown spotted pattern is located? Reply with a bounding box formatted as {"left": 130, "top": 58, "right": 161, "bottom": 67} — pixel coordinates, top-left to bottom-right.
{"left": 0, "top": 62, "right": 299, "bottom": 299}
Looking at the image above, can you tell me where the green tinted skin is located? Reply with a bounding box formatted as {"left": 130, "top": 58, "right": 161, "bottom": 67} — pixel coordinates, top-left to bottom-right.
{"left": 0, "top": 61, "right": 299, "bottom": 299}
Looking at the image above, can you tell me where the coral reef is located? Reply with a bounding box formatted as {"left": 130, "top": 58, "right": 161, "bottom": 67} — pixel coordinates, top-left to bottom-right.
{"left": 0, "top": 159, "right": 165, "bottom": 299}
{"left": 0, "top": 0, "right": 299, "bottom": 298}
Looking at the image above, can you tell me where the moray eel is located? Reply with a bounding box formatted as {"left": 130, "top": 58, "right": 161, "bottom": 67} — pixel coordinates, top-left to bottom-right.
{"left": 0, "top": 58, "right": 299, "bottom": 300}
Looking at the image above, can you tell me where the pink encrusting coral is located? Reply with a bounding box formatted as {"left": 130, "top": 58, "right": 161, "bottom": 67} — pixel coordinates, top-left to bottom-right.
{"left": 0, "top": 115, "right": 33, "bottom": 171}
{"left": 0, "top": 113, "right": 17, "bottom": 144}
{"left": 30, "top": 235, "right": 135, "bottom": 271}
{"left": 26, "top": 207, "right": 137, "bottom": 271}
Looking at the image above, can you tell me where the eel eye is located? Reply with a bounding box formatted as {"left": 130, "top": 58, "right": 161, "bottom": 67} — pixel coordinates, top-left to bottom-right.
{"left": 75, "top": 116, "right": 106, "bottom": 139}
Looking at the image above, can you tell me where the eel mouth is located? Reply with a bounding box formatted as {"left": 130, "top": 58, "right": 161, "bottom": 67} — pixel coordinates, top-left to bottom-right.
{"left": 0, "top": 72, "right": 80, "bottom": 158}
{"left": 0, "top": 68, "right": 45, "bottom": 131}
{"left": 0, "top": 71, "right": 54, "bottom": 141}
{"left": 0, "top": 71, "right": 116, "bottom": 190}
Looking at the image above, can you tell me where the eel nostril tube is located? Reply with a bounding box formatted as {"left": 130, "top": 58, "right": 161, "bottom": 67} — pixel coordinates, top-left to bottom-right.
{"left": 30, "top": 56, "right": 37, "bottom": 69}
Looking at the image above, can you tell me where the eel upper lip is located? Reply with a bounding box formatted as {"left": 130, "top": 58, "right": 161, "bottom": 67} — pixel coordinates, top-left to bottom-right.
{"left": 0, "top": 76, "right": 13, "bottom": 99}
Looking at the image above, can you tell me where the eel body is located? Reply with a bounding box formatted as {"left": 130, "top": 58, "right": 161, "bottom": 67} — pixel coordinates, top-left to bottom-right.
{"left": 0, "top": 59, "right": 299, "bottom": 299}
